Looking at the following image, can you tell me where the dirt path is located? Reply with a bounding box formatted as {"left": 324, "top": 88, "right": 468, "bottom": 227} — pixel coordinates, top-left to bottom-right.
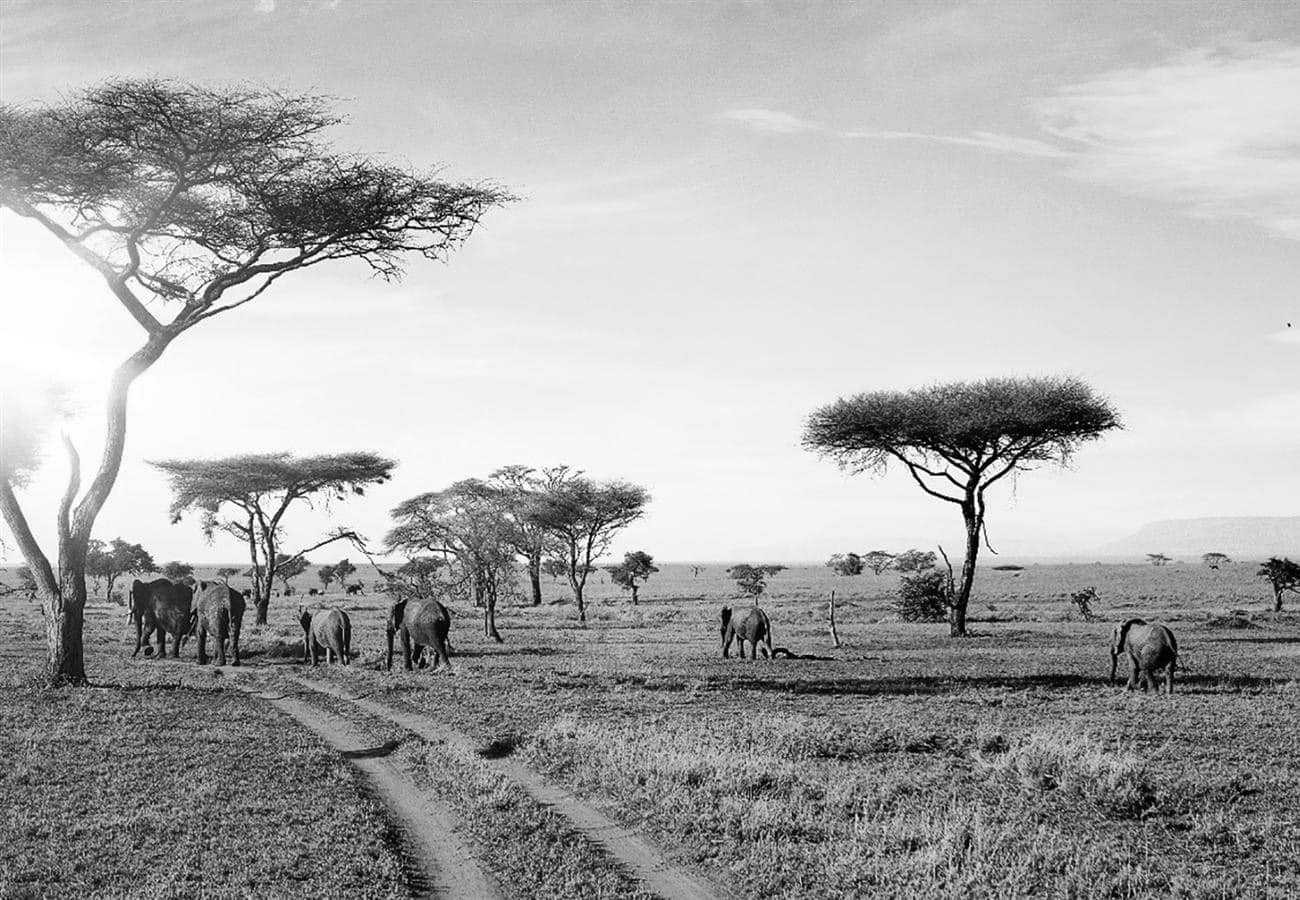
{"left": 292, "top": 674, "right": 725, "bottom": 900}
{"left": 252, "top": 686, "right": 504, "bottom": 900}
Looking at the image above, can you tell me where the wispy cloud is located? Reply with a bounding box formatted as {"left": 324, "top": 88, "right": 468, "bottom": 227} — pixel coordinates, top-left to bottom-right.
{"left": 720, "top": 42, "right": 1300, "bottom": 240}
{"left": 718, "top": 108, "right": 822, "bottom": 135}
{"left": 1038, "top": 43, "right": 1300, "bottom": 241}
{"left": 844, "top": 129, "right": 1068, "bottom": 159}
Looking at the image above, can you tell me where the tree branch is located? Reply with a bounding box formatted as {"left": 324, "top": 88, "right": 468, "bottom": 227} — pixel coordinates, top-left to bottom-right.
{"left": 0, "top": 479, "right": 59, "bottom": 597}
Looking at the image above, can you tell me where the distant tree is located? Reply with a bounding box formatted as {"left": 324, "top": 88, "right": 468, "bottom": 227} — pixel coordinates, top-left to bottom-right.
{"left": 1069, "top": 586, "right": 1100, "bottom": 622}
{"left": 333, "top": 558, "right": 357, "bottom": 592}
{"left": 607, "top": 551, "right": 658, "bottom": 605}
{"left": 826, "top": 552, "right": 864, "bottom": 577}
{"left": 690, "top": 565, "right": 705, "bottom": 578}
{"left": 727, "top": 564, "right": 786, "bottom": 605}
{"left": 0, "top": 78, "right": 508, "bottom": 684}
{"left": 1202, "top": 552, "right": 1230, "bottom": 570}
{"left": 387, "top": 479, "right": 527, "bottom": 642}
{"left": 216, "top": 567, "right": 240, "bottom": 583}
{"left": 317, "top": 564, "right": 337, "bottom": 593}
{"left": 541, "top": 558, "right": 568, "bottom": 583}
{"left": 274, "top": 553, "right": 310, "bottom": 592}
{"left": 805, "top": 376, "right": 1120, "bottom": 636}
{"left": 85, "top": 537, "right": 156, "bottom": 601}
{"left": 528, "top": 478, "right": 650, "bottom": 623}
{"left": 1257, "top": 557, "right": 1300, "bottom": 612}
{"left": 394, "top": 556, "right": 447, "bottom": 600}
{"left": 151, "top": 452, "right": 395, "bottom": 624}
{"left": 893, "top": 549, "right": 937, "bottom": 573}
{"left": 161, "top": 561, "right": 193, "bottom": 582}
{"left": 862, "top": 550, "right": 896, "bottom": 575}
{"left": 1147, "top": 553, "right": 1172, "bottom": 567}
{"left": 487, "top": 465, "right": 576, "bottom": 606}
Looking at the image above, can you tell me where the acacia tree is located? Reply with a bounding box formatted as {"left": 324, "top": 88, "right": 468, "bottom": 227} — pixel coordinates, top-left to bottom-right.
{"left": 529, "top": 478, "right": 650, "bottom": 623}
{"left": 893, "top": 549, "right": 937, "bottom": 573}
{"left": 0, "top": 79, "right": 507, "bottom": 684}
{"left": 804, "top": 376, "right": 1120, "bottom": 636}
{"left": 216, "top": 566, "right": 240, "bottom": 583}
{"left": 333, "top": 558, "right": 357, "bottom": 592}
{"left": 274, "top": 552, "right": 309, "bottom": 593}
{"left": 727, "top": 564, "right": 786, "bottom": 604}
{"left": 1147, "top": 553, "right": 1172, "bottom": 567}
{"left": 1257, "top": 557, "right": 1300, "bottom": 612}
{"left": 152, "top": 452, "right": 393, "bottom": 624}
{"left": 386, "top": 479, "right": 522, "bottom": 642}
{"left": 487, "top": 465, "right": 575, "bottom": 606}
{"left": 862, "top": 550, "right": 896, "bottom": 575}
{"left": 85, "top": 537, "right": 155, "bottom": 601}
{"left": 317, "top": 564, "right": 337, "bottom": 593}
{"left": 607, "top": 551, "right": 658, "bottom": 604}
{"left": 1202, "top": 552, "right": 1230, "bottom": 570}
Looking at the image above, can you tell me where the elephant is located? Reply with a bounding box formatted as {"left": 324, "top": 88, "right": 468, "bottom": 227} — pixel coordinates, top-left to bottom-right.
{"left": 191, "top": 580, "right": 245, "bottom": 666}
{"left": 346, "top": 583, "right": 363, "bottom": 596}
{"left": 721, "top": 606, "right": 773, "bottom": 660}
{"left": 1110, "top": 618, "right": 1178, "bottom": 693}
{"left": 129, "top": 578, "right": 195, "bottom": 658}
{"left": 299, "top": 606, "right": 352, "bottom": 666}
{"left": 386, "top": 598, "right": 452, "bottom": 672}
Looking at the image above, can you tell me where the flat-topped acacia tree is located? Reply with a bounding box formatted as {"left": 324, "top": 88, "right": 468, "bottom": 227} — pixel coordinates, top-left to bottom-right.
{"left": 150, "top": 452, "right": 394, "bottom": 624}
{"left": 0, "top": 79, "right": 507, "bottom": 684}
{"left": 804, "top": 376, "right": 1120, "bottom": 636}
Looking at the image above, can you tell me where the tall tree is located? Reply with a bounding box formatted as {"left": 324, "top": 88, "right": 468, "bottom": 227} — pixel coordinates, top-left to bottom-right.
{"left": 804, "top": 376, "right": 1120, "bottom": 636}
{"left": 85, "top": 537, "right": 156, "bottom": 601}
{"left": 607, "top": 551, "right": 658, "bottom": 605}
{"left": 386, "top": 479, "right": 522, "bottom": 642}
{"left": 0, "top": 79, "right": 507, "bottom": 684}
{"left": 1257, "top": 557, "right": 1300, "bottom": 612}
{"left": 529, "top": 478, "right": 650, "bottom": 623}
{"left": 487, "top": 465, "right": 575, "bottom": 606}
{"left": 151, "top": 452, "right": 395, "bottom": 624}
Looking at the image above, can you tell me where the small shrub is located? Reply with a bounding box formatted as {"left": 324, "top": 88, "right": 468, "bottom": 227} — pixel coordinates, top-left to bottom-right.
{"left": 1069, "top": 586, "right": 1099, "bottom": 622}
{"left": 895, "top": 570, "right": 950, "bottom": 622}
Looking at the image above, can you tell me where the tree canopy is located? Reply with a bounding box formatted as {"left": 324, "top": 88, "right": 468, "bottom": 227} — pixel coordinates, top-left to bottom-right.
{"left": 1257, "top": 557, "right": 1300, "bottom": 612}
{"left": 727, "top": 564, "right": 786, "bottom": 603}
{"left": 804, "top": 376, "right": 1120, "bottom": 636}
{"left": 826, "top": 552, "right": 864, "bottom": 577}
{"left": 85, "top": 537, "right": 155, "bottom": 601}
{"left": 607, "top": 551, "right": 658, "bottom": 604}
{"left": 151, "top": 451, "right": 393, "bottom": 623}
{"left": 528, "top": 477, "right": 650, "bottom": 622}
{"left": 0, "top": 78, "right": 507, "bottom": 684}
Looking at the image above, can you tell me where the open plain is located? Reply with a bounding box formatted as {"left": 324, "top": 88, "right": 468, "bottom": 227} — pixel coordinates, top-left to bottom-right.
{"left": 2, "top": 562, "right": 1297, "bottom": 899}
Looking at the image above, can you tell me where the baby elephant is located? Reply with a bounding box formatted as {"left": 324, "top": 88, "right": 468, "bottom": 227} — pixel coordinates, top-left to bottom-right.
{"left": 299, "top": 606, "right": 352, "bottom": 666}
{"left": 721, "top": 606, "right": 773, "bottom": 660}
{"left": 192, "top": 580, "right": 244, "bottom": 667}
{"left": 1110, "top": 618, "right": 1178, "bottom": 693}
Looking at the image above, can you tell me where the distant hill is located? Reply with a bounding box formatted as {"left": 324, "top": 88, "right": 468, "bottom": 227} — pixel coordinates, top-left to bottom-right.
{"left": 1098, "top": 517, "right": 1300, "bottom": 560}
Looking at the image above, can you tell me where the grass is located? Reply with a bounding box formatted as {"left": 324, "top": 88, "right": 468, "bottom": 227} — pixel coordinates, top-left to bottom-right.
{"left": 2, "top": 561, "right": 1299, "bottom": 897}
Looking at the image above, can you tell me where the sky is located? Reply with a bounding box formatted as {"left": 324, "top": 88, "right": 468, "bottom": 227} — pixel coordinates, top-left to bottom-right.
{"left": 1, "top": 0, "right": 1298, "bottom": 566}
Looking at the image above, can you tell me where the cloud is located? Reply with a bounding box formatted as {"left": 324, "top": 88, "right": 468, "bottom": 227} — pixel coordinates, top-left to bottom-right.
{"left": 844, "top": 129, "right": 1068, "bottom": 159}
{"left": 253, "top": 0, "right": 275, "bottom": 11}
{"left": 1268, "top": 327, "right": 1300, "bottom": 345}
{"left": 1037, "top": 43, "right": 1300, "bottom": 241}
{"left": 718, "top": 108, "right": 822, "bottom": 135}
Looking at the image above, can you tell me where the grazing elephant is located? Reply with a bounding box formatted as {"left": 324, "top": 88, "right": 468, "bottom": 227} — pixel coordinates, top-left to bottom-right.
{"left": 192, "top": 580, "right": 245, "bottom": 666}
{"left": 129, "top": 578, "right": 194, "bottom": 658}
{"left": 299, "top": 606, "right": 352, "bottom": 666}
{"left": 722, "top": 606, "right": 773, "bottom": 660}
{"left": 386, "top": 598, "right": 452, "bottom": 672}
{"left": 1110, "top": 618, "right": 1178, "bottom": 693}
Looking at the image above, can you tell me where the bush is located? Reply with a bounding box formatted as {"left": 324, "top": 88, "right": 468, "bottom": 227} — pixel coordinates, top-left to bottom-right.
{"left": 894, "top": 570, "right": 950, "bottom": 622}
{"left": 1069, "top": 586, "right": 1099, "bottom": 622}
{"left": 991, "top": 731, "right": 1159, "bottom": 819}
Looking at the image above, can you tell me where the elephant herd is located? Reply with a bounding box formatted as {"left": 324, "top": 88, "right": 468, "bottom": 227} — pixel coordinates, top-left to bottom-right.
{"left": 723, "top": 604, "right": 1180, "bottom": 694}
{"left": 129, "top": 576, "right": 1179, "bottom": 692}
{"left": 127, "top": 576, "right": 453, "bottom": 672}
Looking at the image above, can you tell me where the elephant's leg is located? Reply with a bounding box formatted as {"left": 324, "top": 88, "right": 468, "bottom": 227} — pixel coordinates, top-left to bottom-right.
{"left": 1166, "top": 662, "right": 1175, "bottom": 694}
{"left": 197, "top": 626, "right": 209, "bottom": 666}
{"left": 171, "top": 629, "right": 182, "bottom": 658}
{"left": 311, "top": 639, "right": 319, "bottom": 667}
{"left": 215, "top": 621, "right": 227, "bottom": 666}
{"left": 402, "top": 630, "right": 413, "bottom": 671}
{"left": 230, "top": 621, "right": 241, "bottom": 667}
{"left": 1125, "top": 659, "right": 1137, "bottom": 691}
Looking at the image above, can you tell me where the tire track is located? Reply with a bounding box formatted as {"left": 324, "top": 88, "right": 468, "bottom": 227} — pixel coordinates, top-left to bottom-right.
{"left": 291, "top": 674, "right": 724, "bottom": 900}
{"left": 257, "top": 688, "right": 504, "bottom": 900}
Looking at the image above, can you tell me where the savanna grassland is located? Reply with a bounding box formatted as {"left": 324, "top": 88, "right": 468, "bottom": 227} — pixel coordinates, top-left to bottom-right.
{"left": 1, "top": 561, "right": 1298, "bottom": 899}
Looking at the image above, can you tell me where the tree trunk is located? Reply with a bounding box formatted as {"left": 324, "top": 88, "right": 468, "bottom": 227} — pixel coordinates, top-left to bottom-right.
{"left": 950, "top": 507, "right": 980, "bottom": 637}
{"left": 528, "top": 550, "right": 543, "bottom": 606}
{"left": 484, "top": 592, "right": 502, "bottom": 643}
{"left": 631, "top": 584, "right": 639, "bottom": 605}
{"left": 828, "top": 590, "right": 840, "bottom": 648}
{"left": 43, "top": 579, "right": 87, "bottom": 685}
{"left": 574, "top": 583, "right": 586, "bottom": 623}
{"left": 1275, "top": 588, "right": 1284, "bottom": 613}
